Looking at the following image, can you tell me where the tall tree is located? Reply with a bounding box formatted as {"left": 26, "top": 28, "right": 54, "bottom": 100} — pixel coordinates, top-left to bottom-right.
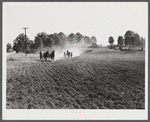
{"left": 117, "top": 36, "right": 123, "bottom": 45}
{"left": 124, "top": 36, "right": 130, "bottom": 46}
{"left": 13, "top": 43, "right": 20, "bottom": 53}
{"left": 84, "top": 36, "right": 91, "bottom": 44}
{"left": 117, "top": 36, "right": 123, "bottom": 50}
{"left": 53, "top": 33, "right": 62, "bottom": 45}
{"left": 124, "top": 30, "right": 135, "bottom": 49}
{"left": 108, "top": 36, "right": 114, "bottom": 45}
{"left": 140, "top": 37, "right": 145, "bottom": 50}
{"left": 75, "top": 32, "right": 83, "bottom": 43}
{"left": 7, "top": 43, "right": 12, "bottom": 52}
{"left": 68, "top": 33, "right": 75, "bottom": 43}
{"left": 13, "top": 33, "right": 29, "bottom": 52}
{"left": 134, "top": 33, "right": 140, "bottom": 46}
{"left": 34, "top": 36, "right": 43, "bottom": 48}
{"left": 58, "top": 32, "right": 68, "bottom": 45}
{"left": 91, "top": 36, "right": 97, "bottom": 44}
{"left": 35, "top": 32, "right": 49, "bottom": 47}
{"left": 46, "top": 34, "right": 55, "bottom": 46}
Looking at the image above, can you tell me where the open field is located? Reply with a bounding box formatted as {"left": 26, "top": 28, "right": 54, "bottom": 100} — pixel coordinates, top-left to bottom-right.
{"left": 6, "top": 49, "right": 145, "bottom": 109}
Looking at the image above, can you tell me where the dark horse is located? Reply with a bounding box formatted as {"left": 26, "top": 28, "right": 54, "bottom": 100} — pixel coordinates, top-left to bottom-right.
{"left": 49, "top": 50, "right": 55, "bottom": 60}
{"left": 39, "top": 51, "right": 43, "bottom": 60}
{"left": 43, "top": 50, "right": 55, "bottom": 61}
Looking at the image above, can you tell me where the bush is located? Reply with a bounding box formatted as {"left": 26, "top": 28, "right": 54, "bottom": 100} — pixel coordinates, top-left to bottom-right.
{"left": 7, "top": 49, "right": 13, "bottom": 53}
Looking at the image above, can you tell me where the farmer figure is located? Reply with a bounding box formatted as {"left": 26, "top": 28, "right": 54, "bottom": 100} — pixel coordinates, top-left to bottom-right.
{"left": 67, "top": 50, "right": 69, "bottom": 55}
{"left": 64, "top": 51, "right": 65, "bottom": 57}
{"left": 71, "top": 52, "right": 72, "bottom": 58}
{"left": 39, "top": 51, "right": 42, "bottom": 60}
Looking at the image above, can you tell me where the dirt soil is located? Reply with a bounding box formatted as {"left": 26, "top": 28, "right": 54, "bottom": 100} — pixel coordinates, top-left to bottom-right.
{"left": 6, "top": 49, "right": 145, "bottom": 109}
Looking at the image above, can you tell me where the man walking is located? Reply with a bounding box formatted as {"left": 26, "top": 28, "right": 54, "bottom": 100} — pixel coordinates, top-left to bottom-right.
{"left": 39, "top": 51, "right": 42, "bottom": 60}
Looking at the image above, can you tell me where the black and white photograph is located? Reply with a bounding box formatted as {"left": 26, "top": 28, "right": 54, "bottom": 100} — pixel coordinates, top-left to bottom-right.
{"left": 3, "top": 2, "right": 148, "bottom": 120}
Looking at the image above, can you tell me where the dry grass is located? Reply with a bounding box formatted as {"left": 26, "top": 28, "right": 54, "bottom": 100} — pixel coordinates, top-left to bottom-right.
{"left": 6, "top": 49, "right": 145, "bottom": 109}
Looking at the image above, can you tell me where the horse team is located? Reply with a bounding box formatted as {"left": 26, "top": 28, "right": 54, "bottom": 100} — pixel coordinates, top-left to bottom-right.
{"left": 40, "top": 50, "right": 73, "bottom": 61}
{"left": 64, "top": 50, "right": 73, "bottom": 58}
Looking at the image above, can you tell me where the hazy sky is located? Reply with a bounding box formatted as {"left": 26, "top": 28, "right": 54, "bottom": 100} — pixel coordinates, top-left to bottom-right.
{"left": 3, "top": 2, "right": 148, "bottom": 46}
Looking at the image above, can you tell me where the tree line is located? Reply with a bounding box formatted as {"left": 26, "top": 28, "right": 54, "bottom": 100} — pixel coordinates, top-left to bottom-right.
{"left": 7, "top": 30, "right": 146, "bottom": 53}
{"left": 108, "top": 30, "right": 145, "bottom": 50}
{"left": 7, "top": 32, "right": 98, "bottom": 53}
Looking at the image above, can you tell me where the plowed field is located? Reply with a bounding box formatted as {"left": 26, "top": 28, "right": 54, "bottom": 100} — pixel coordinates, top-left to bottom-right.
{"left": 6, "top": 49, "right": 145, "bottom": 109}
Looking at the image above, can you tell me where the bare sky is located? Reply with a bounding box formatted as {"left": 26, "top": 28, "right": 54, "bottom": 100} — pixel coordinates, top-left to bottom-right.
{"left": 3, "top": 2, "right": 148, "bottom": 46}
